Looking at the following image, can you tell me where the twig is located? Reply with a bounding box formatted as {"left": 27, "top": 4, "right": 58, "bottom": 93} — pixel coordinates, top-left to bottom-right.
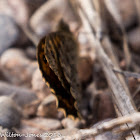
{"left": 52, "top": 113, "right": 140, "bottom": 140}
{"left": 103, "top": 0, "right": 131, "bottom": 67}
{"left": 134, "top": 0, "right": 140, "bottom": 29}
{"left": 21, "top": 25, "right": 40, "bottom": 46}
{"left": 74, "top": 0, "right": 139, "bottom": 139}
{"left": 92, "top": 0, "right": 133, "bottom": 103}
{"left": 113, "top": 69, "right": 140, "bottom": 79}
{"left": 77, "top": 0, "right": 137, "bottom": 116}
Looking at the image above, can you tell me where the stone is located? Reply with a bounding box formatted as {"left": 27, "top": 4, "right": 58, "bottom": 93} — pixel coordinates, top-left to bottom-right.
{"left": 115, "top": 0, "right": 138, "bottom": 29}
{"left": 0, "top": 63, "right": 7, "bottom": 81}
{"left": 23, "top": 100, "right": 41, "bottom": 118}
{"left": 0, "top": 0, "right": 29, "bottom": 25}
{"left": 0, "top": 81, "right": 37, "bottom": 107}
{"left": 92, "top": 90, "right": 116, "bottom": 122}
{"left": 25, "top": 46, "right": 36, "bottom": 60}
{"left": 0, "top": 48, "right": 38, "bottom": 87}
{"left": 32, "top": 68, "right": 49, "bottom": 92}
{"left": 0, "top": 126, "right": 19, "bottom": 140}
{"left": 0, "top": 96, "right": 22, "bottom": 129}
{"left": 44, "top": 128, "right": 79, "bottom": 140}
{"left": 37, "top": 95, "right": 59, "bottom": 118}
{"left": 22, "top": 118, "right": 62, "bottom": 131}
{"left": 78, "top": 56, "right": 93, "bottom": 87}
{"left": 61, "top": 118, "right": 84, "bottom": 129}
{"left": 128, "top": 27, "right": 140, "bottom": 53}
{"left": 31, "top": 68, "right": 51, "bottom": 100}
{"left": 0, "top": 14, "right": 19, "bottom": 55}
{"left": 19, "top": 120, "right": 44, "bottom": 140}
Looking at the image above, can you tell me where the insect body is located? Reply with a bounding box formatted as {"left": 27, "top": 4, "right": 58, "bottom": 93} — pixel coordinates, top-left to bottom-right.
{"left": 37, "top": 21, "right": 81, "bottom": 117}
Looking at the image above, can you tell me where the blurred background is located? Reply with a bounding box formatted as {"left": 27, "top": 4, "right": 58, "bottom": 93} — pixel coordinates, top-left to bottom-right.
{"left": 0, "top": 0, "right": 140, "bottom": 140}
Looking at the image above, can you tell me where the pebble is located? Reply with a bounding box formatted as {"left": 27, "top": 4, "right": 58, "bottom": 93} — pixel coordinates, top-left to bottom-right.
{"left": 0, "top": 96, "right": 22, "bottom": 129}
{"left": 0, "top": 48, "right": 38, "bottom": 87}
{"left": 37, "top": 95, "right": 59, "bottom": 118}
{"left": 128, "top": 27, "right": 140, "bottom": 53}
{"left": 22, "top": 118, "right": 62, "bottom": 131}
{"left": 31, "top": 68, "right": 49, "bottom": 92}
{"left": 0, "top": 14, "right": 19, "bottom": 55}
{"left": 115, "top": 0, "right": 138, "bottom": 29}
{"left": 0, "top": 126, "right": 19, "bottom": 140}
{"left": 43, "top": 128, "right": 79, "bottom": 140}
{"left": 78, "top": 56, "right": 93, "bottom": 87}
{"left": 25, "top": 46, "right": 37, "bottom": 60}
{"left": 31, "top": 68, "right": 52, "bottom": 100}
{"left": 62, "top": 118, "right": 84, "bottom": 129}
{"left": 0, "top": 0, "right": 29, "bottom": 25}
{"left": 0, "top": 65, "right": 7, "bottom": 81}
{"left": 92, "top": 90, "right": 116, "bottom": 122}
{"left": 0, "top": 81, "right": 37, "bottom": 107}
{"left": 23, "top": 100, "right": 40, "bottom": 118}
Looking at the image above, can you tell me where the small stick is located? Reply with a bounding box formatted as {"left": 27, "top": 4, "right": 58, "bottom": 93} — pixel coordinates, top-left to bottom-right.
{"left": 52, "top": 113, "right": 140, "bottom": 140}
{"left": 113, "top": 69, "right": 140, "bottom": 79}
{"left": 75, "top": 0, "right": 139, "bottom": 139}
